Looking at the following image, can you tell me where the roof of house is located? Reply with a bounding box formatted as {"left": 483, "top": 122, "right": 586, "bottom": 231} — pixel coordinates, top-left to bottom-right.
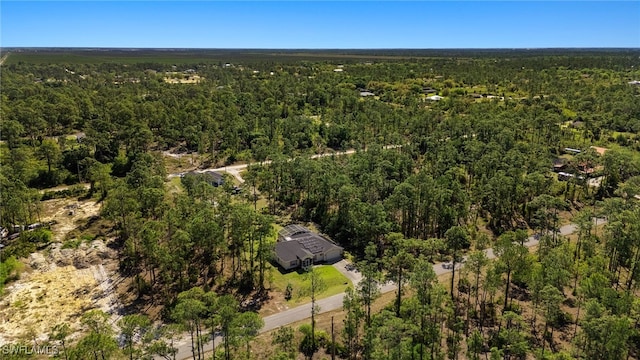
{"left": 202, "top": 171, "right": 223, "bottom": 181}
{"left": 553, "top": 158, "right": 567, "bottom": 167}
{"left": 185, "top": 171, "right": 224, "bottom": 185}
{"left": 275, "top": 225, "right": 342, "bottom": 262}
{"left": 275, "top": 241, "right": 314, "bottom": 262}
{"left": 279, "top": 224, "right": 311, "bottom": 239}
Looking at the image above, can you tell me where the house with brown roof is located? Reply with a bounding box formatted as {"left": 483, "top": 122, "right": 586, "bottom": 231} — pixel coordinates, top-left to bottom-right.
{"left": 273, "top": 225, "right": 343, "bottom": 270}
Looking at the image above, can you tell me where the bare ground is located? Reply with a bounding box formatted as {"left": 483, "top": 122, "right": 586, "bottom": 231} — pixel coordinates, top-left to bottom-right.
{"left": 41, "top": 197, "right": 102, "bottom": 243}
{"left": 0, "top": 197, "right": 123, "bottom": 345}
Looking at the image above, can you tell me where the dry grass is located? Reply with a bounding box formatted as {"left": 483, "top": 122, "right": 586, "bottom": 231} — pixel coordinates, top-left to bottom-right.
{"left": 0, "top": 195, "right": 121, "bottom": 346}
{"left": 40, "top": 198, "right": 103, "bottom": 243}
{"left": 0, "top": 266, "right": 98, "bottom": 344}
{"left": 163, "top": 74, "right": 203, "bottom": 84}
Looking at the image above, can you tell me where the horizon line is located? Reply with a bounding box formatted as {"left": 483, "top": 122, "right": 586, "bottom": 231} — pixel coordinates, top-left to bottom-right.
{"left": 4, "top": 47, "right": 640, "bottom": 50}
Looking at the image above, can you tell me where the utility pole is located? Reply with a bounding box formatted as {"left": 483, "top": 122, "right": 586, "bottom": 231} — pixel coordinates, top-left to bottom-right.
{"left": 331, "top": 316, "right": 336, "bottom": 360}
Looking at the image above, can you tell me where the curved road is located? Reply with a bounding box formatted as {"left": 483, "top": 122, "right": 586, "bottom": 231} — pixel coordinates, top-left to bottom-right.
{"left": 164, "top": 218, "right": 606, "bottom": 360}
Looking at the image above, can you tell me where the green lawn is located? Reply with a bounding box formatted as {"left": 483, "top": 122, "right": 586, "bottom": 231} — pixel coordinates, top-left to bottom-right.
{"left": 269, "top": 264, "right": 351, "bottom": 306}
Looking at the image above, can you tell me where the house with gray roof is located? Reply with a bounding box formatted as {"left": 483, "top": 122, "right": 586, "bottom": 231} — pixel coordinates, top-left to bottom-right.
{"left": 182, "top": 171, "right": 225, "bottom": 187}
{"left": 274, "top": 225, "right": 343, "bottom": 270}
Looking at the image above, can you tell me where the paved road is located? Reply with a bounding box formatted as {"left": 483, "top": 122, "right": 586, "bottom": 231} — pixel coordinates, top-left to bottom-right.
{"left": 448, "top": 219, "right": 606, "bottom": 271}
{"left": 164, "top": 217, "right": 606, "bottom": 360}
{"left": 166, "top": 259, "right": 391, "bottom": 360}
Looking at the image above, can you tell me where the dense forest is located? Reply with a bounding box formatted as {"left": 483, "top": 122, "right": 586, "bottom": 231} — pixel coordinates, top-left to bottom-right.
{"left": 1, "top": 49, "right": 640, "bottom": 359}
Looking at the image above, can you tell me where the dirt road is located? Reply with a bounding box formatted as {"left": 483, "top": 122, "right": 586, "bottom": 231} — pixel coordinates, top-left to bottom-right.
{"left": 167, "top": 145, "right": 403, "bottom": 184}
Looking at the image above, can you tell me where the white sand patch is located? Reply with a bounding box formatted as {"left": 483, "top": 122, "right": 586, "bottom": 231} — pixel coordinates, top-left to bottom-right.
{"left": 0, "top": 257, "right": 122, "bottom": 345}
{"left": 0, "top": 266, "right": 97, "bottom": 344}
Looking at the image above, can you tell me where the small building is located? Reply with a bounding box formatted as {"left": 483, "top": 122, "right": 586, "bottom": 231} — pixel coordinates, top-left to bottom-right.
{"left": 274, "top": 225, "right": 343, "bottom": 271}
{"left": 563, "top": 147, "right": 581, "bottom": 155}
{"left": 183, "top": 171, "right": 225, "bottom": 187}
{"left": 201, "top": 171, "right": 224, "bottom": 186}
{"left": 552, "top": 158, "right": 567, "bottom": 172}
{"left": 558, "top": 172, "right": 575, "bottom": 181}
{"left": 558, "top": 172, "right": 584, "bottom": 182}
{"left": 359, "top": 91, "right": 375, "bottom": 97}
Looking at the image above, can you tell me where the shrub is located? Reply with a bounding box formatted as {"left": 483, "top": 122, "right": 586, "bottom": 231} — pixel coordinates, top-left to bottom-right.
{"left": 22, "top": 228, "right": 52, "bottom": 244}
{"left": 41, "top": 184, "right": 87, "bottom": 200}
{"left": 3, "top": 241, "right": 36, "bottom": 259}
{"left": 62, "top": 238, "right": 82, "bottom": 249}
{"left": 0, "top": 256, "right": 23, "bottom": 293}
{"left": 285, "top": 283, "right": 293, "bottom": 300}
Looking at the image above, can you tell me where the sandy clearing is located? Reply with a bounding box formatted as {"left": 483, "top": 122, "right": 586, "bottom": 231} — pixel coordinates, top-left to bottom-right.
{"left": 163, "top": 75, "right": 203, "bottom": 84}
{"left": 41, "top": 198, "right": 102, "bottom": 243}
{"left": 0, "top": 254, "right": 122, "bottom": 345}
{"left": 0, "top": 196, "right": 121, "bottom": 345}
{"left": 0, "top": 265, "right": 97, "bottom": 344}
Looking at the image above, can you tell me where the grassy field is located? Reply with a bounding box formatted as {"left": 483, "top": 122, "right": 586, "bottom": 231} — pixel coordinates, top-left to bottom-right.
{"left": 166, "top": 177, "right": 184, "bottom": 195}
{"left": 3, "top": 49, "right": 433, "bottom": 65}
{"left": 7, "top": 48, "right": 617, "bottom": 66}
{"left": 5, "top": 51, "right": 229, "bottom": 65}
{"left": 269, "top": 264, "right": 351, "bottom": 306}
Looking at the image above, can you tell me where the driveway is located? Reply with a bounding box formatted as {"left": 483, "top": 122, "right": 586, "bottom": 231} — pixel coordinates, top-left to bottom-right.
{"left": 163, "top": 218, "right": 606, "bottom": 359}
{"left": 332, "top": 259, "right": 363, "bottom": 287}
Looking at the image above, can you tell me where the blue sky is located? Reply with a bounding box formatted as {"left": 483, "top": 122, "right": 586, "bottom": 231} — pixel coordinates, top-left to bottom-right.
{"left": 2, "top": 1, "right": 639, "bottom": 48}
